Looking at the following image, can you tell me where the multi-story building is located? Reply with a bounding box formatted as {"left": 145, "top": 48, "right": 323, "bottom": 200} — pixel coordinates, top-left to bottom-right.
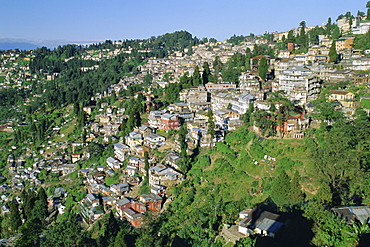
{"left": 278, "top": 66, "right": 321, "bottom": 105}
{"left": 160, "top": 114, "right": 180, "bottom": 131}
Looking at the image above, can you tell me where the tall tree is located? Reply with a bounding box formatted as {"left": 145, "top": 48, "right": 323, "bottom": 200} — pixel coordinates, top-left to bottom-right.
{"left": 33, "top": 187, "right": 48, "bottom": 222}
{"left": 192, "top": 65, "right": 201, "bottom": 86}
{"left": 202, "top": 62, "right": 211, "bottom": 84}
{"left": 298, "top": 21, "right": 308, "bottom": 49}
{"left": 258, "top": 56, "right": 268, "bottom": 81}
{"left": 178, "top": 123, "right": 188, "bottom": 157}
{"left": 329, "top": 40, "right": 338, "bottom": 63}
{"left": 207, "top": 109, "right": 215, "bottom": 141}
{"left": 270, "top": 171, "right": 292, "bottom": 210}
{"left": 289, "top": 171, "right": 305, "bottom": 207}
{"left": 114, "top": 229, "right": 128, "bottom": 247}
{"left": 99, "top": 211, "right": 120, "bottom": 246}
{"left": 9, "top": 200, "right": 22, "bottom": 233}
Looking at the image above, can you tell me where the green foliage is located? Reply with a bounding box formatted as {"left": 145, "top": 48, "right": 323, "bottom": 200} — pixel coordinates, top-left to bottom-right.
{"left": 9, "top": 200, "right": 22, "bottom": 233}
{"left": 277, "top": 157, "right": 295, "bottom": 171}
{"left": 251, "top": 109, "right": 277, "bottom": 137}
{"left": 41, "top": 212, "right": 85, "bottom": 247}
{"left": 227, "top": 34, "right": 246, "bottom": 45}
{"left": 310, "top": 93, "right": 344, "bottom": 122}
{"left": 270, "top": 171, "right": 304, "bottom": 210}
{"left": 258, "top": 56, "right": 268, "bottom": 81}
{"left": 207, "top": 109, "right": 215, "bottom": 139}
{"left": 360, "top": 99, "right": 370, "bottom": 109}
{"left": 178, "top": 123, "right": 188, "bottom": 157}
{"left": 192, "top": 65, "right": 202, "bottom": 86}
{"left": 354, "top": 28, "right": 370, "bottom": 50}
{"left": 304, "top": 203, "right": 357, "bottom": 247}
{"left": 105, "top": 172, "right": 121, "bottom": 186}
{"left": 249, "top": 142, "right": 264, "bottom": 160}
{"left": 87, "top": 142, "right": 104, "bottom": 161}
{"left": 114, "top": 229, "right": 128, "bottom": 247}
{"left": 16, "top": 217, "right": 43, "bottom": 247}
{"left": 329, "top": 40, "right": 338, "bottom": 63}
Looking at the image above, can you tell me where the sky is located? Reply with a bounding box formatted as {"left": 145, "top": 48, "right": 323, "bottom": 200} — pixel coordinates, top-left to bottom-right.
{"left": 0, "top": 0, "right": 368, "bottom": 47}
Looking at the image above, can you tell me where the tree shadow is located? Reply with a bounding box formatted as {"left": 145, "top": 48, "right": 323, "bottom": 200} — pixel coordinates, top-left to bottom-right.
{"left": 358, "top": 233, "right": 370, "bottom": 247}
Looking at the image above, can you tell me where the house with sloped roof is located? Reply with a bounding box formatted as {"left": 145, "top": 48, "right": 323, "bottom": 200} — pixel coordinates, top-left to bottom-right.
{"left": 113, "top": 143, "right": 130, "bottom": 161}
{"left": 332, "top": 206, "right": 370, "bottom": 224}
{"left": 106, "top": 157, "right": 122, "bottom": 170}
{"left": 144, "top": 133, "right": 166, "bottom": 148}
{"left": 328, "top": 90, "right": 356, "bottom": 108}
{"left": 238, "top": 208, "right": 284, "bottom": 238}
{"left": 125, "top": 132, "right": 143, "bottom": 149}
{"left": 160, "top": 113, "right": 180, "bottom": 131}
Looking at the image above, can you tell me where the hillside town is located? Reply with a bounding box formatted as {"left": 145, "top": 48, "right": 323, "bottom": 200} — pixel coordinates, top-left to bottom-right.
{"left": 1, "top": 9, "right": 370, "bottom": 246}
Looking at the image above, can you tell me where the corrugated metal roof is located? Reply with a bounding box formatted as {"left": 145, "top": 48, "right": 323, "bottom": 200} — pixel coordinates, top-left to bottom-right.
{"left": 256, "top": 218, "right": 283, "bottom": 233}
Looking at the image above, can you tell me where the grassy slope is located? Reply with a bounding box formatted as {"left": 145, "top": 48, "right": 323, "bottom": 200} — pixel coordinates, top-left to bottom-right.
{"left": 187, "top": 125, "right": 318, "bottom": 211}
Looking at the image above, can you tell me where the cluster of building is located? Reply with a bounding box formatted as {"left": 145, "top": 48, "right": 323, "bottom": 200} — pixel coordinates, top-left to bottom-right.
{"left": 0, "top": 52, "right": 34, "bottom": 87}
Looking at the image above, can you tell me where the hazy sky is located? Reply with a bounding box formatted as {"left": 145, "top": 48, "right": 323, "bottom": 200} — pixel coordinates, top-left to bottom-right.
{"left": 1, "top": 0, "right": 368, "bottom": 43}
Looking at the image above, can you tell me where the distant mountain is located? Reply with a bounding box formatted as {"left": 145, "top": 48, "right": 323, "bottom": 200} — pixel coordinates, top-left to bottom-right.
{"left": 0, "top": 42, "right": 40, "bottom": 51}
{"left": 0, "top": 38, "right": 102, "bottom": 51}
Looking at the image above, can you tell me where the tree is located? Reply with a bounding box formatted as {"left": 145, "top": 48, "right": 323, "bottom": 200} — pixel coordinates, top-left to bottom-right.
{"left": 309, "top": 127, "right": 362, "bottom": 202}
{"left": 9, "top": 200, "right": 22, "bottom": 233}
{"left": 240, "top": 103, "right": 254, "bottom": 125}
{"left": 270, "top": 171, "right": 292, "bottom": 210}
{"left": 178, "top": 124, "right": 188, "bottom": 157}
{"left": 207, "top": 109, "right": 215, "bottom": 141}
{"left": 258, "top": 56, "right": 268, "bottom": 81}
{"left": 99, "top": 211, "right": 120, "bottom": 246}
{"left": 297, "top": 21, "right": 308, "bottom": 50}
{"left": 329, "top": 40, "right": 338, "bottom": 63}
{"left": 326, "top": 17, "right": 332, "bottom": 36}
{"left": 114, "top": 229, "right": 128, "bottom": 247}
{"left": 16, "top": 217, "right": 43, "bottom": 247}
{"left": 162, "top": 72, "right": 173, "bottom": 82}
{"left": 367, "top": 1, "right": 370, "bottom": 20}
{"left": 41, "top": 212, "right": 84, "bottom": 246}
{"left": 202, "top": 62, "right": 211, "bottom": 84}
{"left": 357, "top": 10, "right": 365, "bottom": 17}
{"left": 21, "top": 190, "right": 36, "bottom": 221}
{"left": 33, "top": 187, "right": 48, "bottom": 222}
{"left": 289, "top": 171, "right": 305, "bottom": 207}
{"left": 87, "top": 142, "right": 104, "bottom": 161}
{"left": 82, "top": 128, "right": 87, "bottom": 144}
{"left": 119, "top": 119, "right": 128, "bottom": 137}
{"left": 192, "top": 65, "right": 201, "bottom": 86}
{"left": 77, "top": 109, "right": 86, "bottom": 128}
{"left": 311, "top": 94, "right": 344, "bottom": 122}
{"left": 286, "top": 30, "right": 295, "bottom": 43}
{"left": 143, "top": 73, "right": 153, "bottom": 85}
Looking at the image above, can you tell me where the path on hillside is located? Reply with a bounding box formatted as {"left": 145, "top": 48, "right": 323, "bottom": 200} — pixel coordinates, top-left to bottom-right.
{"left": 243, "top": 138, "right": 274, "bottom": 179}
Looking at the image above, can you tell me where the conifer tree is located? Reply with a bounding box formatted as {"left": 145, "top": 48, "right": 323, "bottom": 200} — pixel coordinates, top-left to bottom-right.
{"left": 114, "top": 229, "right": 128, "bottom": 247}
{"left": 271, "top": 171, "right": 291, "bottom": 210}
{"left": 192, "top": 65, "right": 201, "bottom": 86}
{"left": 9, "top": 200, "right": 22, "bottom": 233}
{"left": 207, "top": 109, "right": 215, "bottom": 141}
{"left": 178, "top": 123, "right": 188, "bottom": 157}
{"left": 289, "top": 171, "right": 304, "bottom": 207}
{"left": 202, "top": 62, "right": 211, "bottom": 84}
{"left": 33, "top": 187, "right": 48, "bottom": 222}
{"left": 329, "top": 40, "right": 338, "bottom": 63}
{"left": 258, "top": 56, "right": 268, "bottom": 81}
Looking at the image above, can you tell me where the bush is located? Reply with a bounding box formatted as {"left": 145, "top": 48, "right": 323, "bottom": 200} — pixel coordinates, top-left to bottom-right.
{"left": 278, "top": 157, "right": 295, "bottom": 171}
{"left": 249, "top": 142, "right": 264, "bottom": 160}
